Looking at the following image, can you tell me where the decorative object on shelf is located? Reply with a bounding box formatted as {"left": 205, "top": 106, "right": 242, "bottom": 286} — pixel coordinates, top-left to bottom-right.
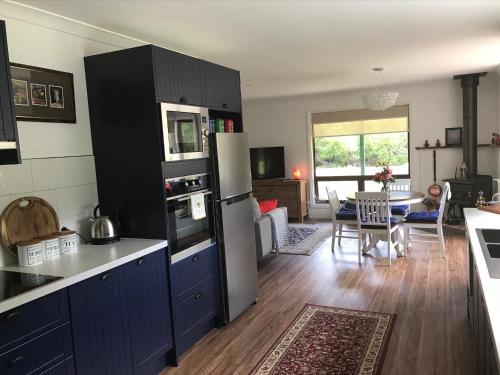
{"left": 362, "top": 67, "right": 399, "bottom": 111}
{"left": 10, "top": 63, "right": 76, "bottom": 123}
{"left": 492, "top": 132, "right": 500, "bottom": 146}
{"left": 224, "top": 118, "right": 234, "bottom": 133}
{"left": 436, "top": 139, "right": 441, "bottom": 147}
{"left": 460, "top": 162, "right": 468, "bottom": 178}
{"left": 445, "top": 127, "right": 462, "bottom": 146}
{"left": 373, "top": 165, "right": 395, "bottom": 192}
{"left": 292, "top": 166, "right": 301, "bottom": 180}
{"left": 214, "top": 118, "right": 224, "bottom": 133}
{"left": 476, "top": 191, "right": 486, "bottom": 208}
{"left": 424, "top": 140, "right": 429, "bottom": 148}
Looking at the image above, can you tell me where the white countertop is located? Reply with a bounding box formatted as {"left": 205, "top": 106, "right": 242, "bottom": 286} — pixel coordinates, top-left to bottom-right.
{"left": 465, "top": 208, "right": 500, "bottom": 364}
{"left": 0, "top": 238, "right": 168, "bottom": 314}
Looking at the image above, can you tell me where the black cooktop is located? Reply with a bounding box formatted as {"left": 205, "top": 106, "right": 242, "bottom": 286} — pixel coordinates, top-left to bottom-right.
{"left": 0, "top": 270, "right": 62, "bottom": 303}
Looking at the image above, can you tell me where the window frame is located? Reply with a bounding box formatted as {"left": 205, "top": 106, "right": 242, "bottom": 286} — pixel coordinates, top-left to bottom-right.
{"left": 312, "top": 131, "right": 411, "bottom": 203}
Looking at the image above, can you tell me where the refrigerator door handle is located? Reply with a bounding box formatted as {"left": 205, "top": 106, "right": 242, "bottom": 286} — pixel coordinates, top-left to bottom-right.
{"left": 223, "top": 192, "right": 252, "bottom": 206}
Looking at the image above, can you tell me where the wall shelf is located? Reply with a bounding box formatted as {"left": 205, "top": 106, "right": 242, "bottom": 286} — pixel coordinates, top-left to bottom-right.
{"left": 415, "top": 143, "right": 495, "bottom": 150}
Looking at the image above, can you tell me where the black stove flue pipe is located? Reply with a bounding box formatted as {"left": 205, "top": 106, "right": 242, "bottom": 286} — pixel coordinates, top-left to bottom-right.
{"left": 453, "top": 72, "right": 487, "bottom": 177}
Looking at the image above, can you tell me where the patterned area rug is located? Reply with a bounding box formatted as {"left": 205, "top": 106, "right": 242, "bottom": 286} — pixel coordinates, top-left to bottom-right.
{"left": 278, "top": 223, "right": 331, "bottom": 256}
{"left": 251, "top": 304, "right": 396, "bottom": 375}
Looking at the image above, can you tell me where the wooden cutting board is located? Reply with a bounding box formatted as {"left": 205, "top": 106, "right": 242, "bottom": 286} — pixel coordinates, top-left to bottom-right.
{"left": 0, "top": 196, "right": 59, "bottom": 256}
{"left": 479, "top": 205, "right": 500, "bottom": 215}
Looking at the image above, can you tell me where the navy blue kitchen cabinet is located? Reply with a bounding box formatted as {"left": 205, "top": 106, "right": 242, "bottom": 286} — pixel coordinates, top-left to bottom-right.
{"left": 120, "top": 250, "right": 173, "bottom": 375}
{"left": 0, "top": 323, "right": 73, "bottom": 375}
{"left": 204, "top": 62, "right": 241, "bottom": 113}
{"left": 153, "top": 46, "right": 206, "bottom": 106}
{"left": 40, "top": 358, "right": 75, "bottom": 375}
{"left": 171, "top": 243, "right": 220, "bottom": 356}
{"left": 69, "top": 267, "right": 133, "bottom": 375}
{"left": 69, "top": 248, "right": 173, "bottom": 375}
{"left": 0, "top": 289, "right": 69, "bottom": 354}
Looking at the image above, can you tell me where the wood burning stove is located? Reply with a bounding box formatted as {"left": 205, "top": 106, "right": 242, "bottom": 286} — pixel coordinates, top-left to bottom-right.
{"left": 444, "top": 72, "right": 491, "bottom": 220}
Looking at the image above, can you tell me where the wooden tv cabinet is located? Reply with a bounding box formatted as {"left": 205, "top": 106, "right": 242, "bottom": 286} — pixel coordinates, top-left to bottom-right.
{"left": 252, "top": 179, "right": 309, "bottom": 222}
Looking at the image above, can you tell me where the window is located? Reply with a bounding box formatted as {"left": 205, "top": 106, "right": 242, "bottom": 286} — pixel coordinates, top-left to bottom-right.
{"left": 312, "top": 105, "right": 410, "bottom": 202}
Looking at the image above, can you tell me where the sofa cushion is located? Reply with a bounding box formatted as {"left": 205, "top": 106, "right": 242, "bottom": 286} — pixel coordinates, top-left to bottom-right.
{"left": 391, "top": 205, "right": 410, "bottom": 215}
{"left": 335, "top": 208, "right": 357, "bottom": 220}
{"left": 259, "top": 199, "right": 278, "bottom": 213}
{"left": 252, "top": 197, "right": 262, "bottom": 220}
{"left": 404, "top": 210, "right": 439, "bottom": 223}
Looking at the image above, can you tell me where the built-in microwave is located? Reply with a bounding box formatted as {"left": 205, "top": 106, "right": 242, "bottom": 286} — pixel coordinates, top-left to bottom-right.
{"left": 160, "top": 103, "right": 209, "bottom": 162}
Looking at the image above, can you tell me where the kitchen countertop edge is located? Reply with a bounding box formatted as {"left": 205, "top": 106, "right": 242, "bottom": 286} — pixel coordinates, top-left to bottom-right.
{"left": 464, "top": 208, "right": 500, "bottom": 367}
{"left": 0, "top": 238, "right": 168, "bottom": 314}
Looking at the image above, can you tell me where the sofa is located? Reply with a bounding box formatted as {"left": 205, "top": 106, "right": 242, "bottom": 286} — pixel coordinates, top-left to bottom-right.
{"left": 252, "top": 198, "right": 288, "bottom": 260}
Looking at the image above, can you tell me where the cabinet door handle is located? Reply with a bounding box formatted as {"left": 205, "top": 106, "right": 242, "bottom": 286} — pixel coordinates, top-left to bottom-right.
{"left": 192, "top": 255, "right": 200, "bottom": 262}
{"left": 10, "top": 355, "right": 24, "bottom": 366}
{"left": 195, "top": 292, "right": 202, "bottom": 300}
{"left": 137, "top": 257, "right": 145, "bottom": 265}
{"left": 222, "top": 103, "right": 228, "bottom": 109}
{"left": 100, "top": 273, "right": 110, "bottom": 281}
{"left": 179, "top": 97, "right": 188, "bottom": 104}
{"left": 6, "top": 311, "right": 21, "bottom": 320}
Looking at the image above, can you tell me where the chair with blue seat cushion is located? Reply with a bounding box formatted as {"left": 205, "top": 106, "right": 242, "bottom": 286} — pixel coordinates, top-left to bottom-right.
{"left": 388, "top": 181, "right": 411, "bottom": 216}
{"left": 391, "top": 204, "right": 410, "bottom": 216}
{"left": 327, "top": 188, "right": 358, "bottom": 251}
{"left": 403, "top": 182, "right": 450, "bottom": 257}
{"left": 356, "top": 191, "right": 402, "bottom": 267}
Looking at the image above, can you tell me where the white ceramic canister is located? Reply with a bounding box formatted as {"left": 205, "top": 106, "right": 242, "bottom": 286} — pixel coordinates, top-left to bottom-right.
{"left": 17, "top": 239, "right": 44, "bottom": 266}
{"left": 59, "top": 231, "right": 79, "bottom": 254}
{"left": 38, "top": 234, "right": 61, "bottom": 260}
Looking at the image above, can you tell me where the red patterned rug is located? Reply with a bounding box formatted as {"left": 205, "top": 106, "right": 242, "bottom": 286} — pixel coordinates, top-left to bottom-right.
{"left": 251, "top": 304, "right": 396, "bottom": 375}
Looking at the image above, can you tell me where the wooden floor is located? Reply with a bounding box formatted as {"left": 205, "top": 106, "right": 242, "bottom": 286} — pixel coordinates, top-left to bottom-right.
{"left": 162, "top": 225, "right": 473, "bottom": 375}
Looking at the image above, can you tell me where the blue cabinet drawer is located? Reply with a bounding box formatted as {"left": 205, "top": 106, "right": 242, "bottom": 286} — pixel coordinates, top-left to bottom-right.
{"left": 171, "top": 244, "right": 218, "bottom": 304}
{"left": 0, "top": 322, "right": 73, "bottom": 375}
{"left": 40, "top": 357, "right": 75, "bottom": 375}
{"left": 174, "top": 281, "right": 220, "bottom": 355}
{"left": 0, "top": 289, "right": 69, "bottom": 353}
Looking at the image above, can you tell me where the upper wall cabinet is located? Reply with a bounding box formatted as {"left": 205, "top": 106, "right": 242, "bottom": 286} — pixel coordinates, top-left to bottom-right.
{"left": 0, "top": 20, "right": 21, "bottom": 164}
{"left": 204, "top": 62, "right": 241, "bottom": 113}
{"left": 153, "top": 47, "right": 206, "bottom": 106}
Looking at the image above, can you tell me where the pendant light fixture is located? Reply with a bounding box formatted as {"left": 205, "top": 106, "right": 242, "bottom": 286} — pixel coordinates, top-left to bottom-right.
{"left": 362, "top": 67, "right": 399, "bottom": 111}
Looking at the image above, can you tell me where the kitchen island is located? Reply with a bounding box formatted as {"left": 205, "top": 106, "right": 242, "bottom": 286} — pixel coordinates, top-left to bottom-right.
{"left": 465, "top": 208, "right": 500, "bottom": 374}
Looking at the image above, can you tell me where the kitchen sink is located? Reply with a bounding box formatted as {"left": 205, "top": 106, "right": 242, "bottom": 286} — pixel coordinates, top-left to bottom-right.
{"left": 480, "top": 229, "right": 500, "bottom": 244}
{"left": 487, "top": 244, "right": 500, "bottom": 258}
{"left": 477, "top": 229, "right": 500, "bottom": 278}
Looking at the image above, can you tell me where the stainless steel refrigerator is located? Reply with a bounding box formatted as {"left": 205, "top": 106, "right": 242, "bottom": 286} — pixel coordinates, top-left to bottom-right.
{"left": 211, "top": 133, "right": 258, "bottom": 323}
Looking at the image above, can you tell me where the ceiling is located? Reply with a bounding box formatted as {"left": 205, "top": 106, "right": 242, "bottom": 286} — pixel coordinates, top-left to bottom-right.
{"left": 13, "top": 0, "right": 500, "bottom": 100}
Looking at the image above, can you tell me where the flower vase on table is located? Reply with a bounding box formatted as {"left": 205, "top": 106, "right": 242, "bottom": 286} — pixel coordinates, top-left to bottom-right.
{"left": 373, "top": 166, "right": 395, "bottom": 193}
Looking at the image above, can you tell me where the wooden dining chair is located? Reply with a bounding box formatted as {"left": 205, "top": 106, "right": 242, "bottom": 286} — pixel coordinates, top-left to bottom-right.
{"left": 388, "top": 181, "right": 411, "bottom": 216}
{"left": 326, "top": 188, "right": 358, "bottom": 251}
{"left": 355, "top": 192, "right": 401, "bottom": 266}
{"left": 403, "top": 182, "right": 450, "bottom": 257}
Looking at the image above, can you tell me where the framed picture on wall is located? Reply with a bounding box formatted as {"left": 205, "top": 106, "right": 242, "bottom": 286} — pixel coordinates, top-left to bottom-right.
{"left": 445, "top": 127, "right": 462, "bottom": 146}
{"left": 10, "top": 63, "right": 76, "bottom": 123}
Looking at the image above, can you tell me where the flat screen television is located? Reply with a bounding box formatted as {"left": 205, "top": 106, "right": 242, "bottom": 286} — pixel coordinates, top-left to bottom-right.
{"left": 250, "top": 147, "right": 285, "bottom": 179}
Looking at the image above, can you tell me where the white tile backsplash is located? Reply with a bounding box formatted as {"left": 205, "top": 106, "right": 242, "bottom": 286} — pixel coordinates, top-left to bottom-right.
{"left": 0, "top": 156, "right": 98, "bottom": 266}
{"left": 55, "top": 184, "right": 98, "bottom": 219}
{"left": 0, "top": 161, "right": 34, "bottom": 196}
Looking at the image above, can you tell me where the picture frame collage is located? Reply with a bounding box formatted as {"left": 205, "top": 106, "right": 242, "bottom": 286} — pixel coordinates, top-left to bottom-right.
{"left": 10, "top": 63, "right": 76, "bottom": 123}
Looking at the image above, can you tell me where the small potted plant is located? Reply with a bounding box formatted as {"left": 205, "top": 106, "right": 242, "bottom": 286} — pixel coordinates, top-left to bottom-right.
{"left": 373, "top": 165, "right": 395, "bottom": 192}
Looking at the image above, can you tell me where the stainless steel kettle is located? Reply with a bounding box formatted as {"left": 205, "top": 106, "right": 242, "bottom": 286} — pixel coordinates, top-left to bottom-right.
{"left": 89, "top": 205, "right": 120, "bottom": 244}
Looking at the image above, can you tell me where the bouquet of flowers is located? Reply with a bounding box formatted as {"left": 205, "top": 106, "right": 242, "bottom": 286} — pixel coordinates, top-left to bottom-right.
{"left": 373, "top": 166, "right": 395, "bottom": 192}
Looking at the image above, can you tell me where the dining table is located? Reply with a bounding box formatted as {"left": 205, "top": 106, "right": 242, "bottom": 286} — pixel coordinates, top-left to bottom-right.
{"left": 346, "top": 191, "right": 426, "bottom": 257}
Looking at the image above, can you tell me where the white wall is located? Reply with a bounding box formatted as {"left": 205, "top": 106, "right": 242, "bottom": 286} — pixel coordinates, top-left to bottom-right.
{"left": 0, "top": 2, "right": 144, "bottom": 265}
{"left": 243, "top": 74, "right": 500, "bottom": 217}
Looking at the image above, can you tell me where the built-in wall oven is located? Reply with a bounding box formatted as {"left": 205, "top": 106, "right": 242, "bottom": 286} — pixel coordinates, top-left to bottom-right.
{"left": 165, "top": 173, "right": 215, "bottom": 263}
{"left": 161, "top": 103, "right": 209, "bottom": 162}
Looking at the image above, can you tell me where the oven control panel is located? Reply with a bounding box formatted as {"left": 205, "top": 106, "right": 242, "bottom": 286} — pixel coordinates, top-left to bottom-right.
{"left": 165, "top": 173, "right": 211, "bottom": 199}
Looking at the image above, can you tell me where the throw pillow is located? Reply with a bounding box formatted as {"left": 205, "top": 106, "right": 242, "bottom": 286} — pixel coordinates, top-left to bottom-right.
{"left": 252, "top": 198, "right": 262, "bottom": 220}
{"left": 258, "top": 199, "right": 278, "bottom": 213}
